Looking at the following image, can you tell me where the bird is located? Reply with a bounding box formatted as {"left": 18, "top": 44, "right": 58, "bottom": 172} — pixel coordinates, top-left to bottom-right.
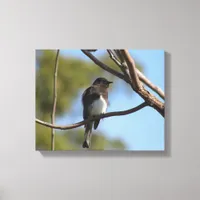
{"left": 81, "top": 77, "right": 113, "bottom": 148}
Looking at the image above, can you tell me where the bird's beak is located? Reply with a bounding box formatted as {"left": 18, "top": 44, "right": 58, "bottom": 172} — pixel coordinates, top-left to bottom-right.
{"left": 108, "top": 81, "right": 113, "bottom": 84}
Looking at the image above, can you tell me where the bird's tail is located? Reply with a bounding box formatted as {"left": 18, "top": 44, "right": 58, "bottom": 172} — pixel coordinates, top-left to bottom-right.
{"left": 82, "top": 122, "right": 93, "bottom": 148}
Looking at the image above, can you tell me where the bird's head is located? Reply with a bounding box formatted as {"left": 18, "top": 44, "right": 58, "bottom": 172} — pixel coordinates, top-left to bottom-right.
{"left": 92, "top": 77, "right": 113, "bottom": 88}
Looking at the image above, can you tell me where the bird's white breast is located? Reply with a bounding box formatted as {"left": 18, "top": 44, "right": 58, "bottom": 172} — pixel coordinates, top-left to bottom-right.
{"left": 90, "top": 95, "right": 107, "bottom": 116}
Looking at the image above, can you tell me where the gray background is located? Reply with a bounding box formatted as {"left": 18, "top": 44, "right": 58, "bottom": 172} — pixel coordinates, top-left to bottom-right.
{"left": 0, "top": 0, "right": 200, "bottom": 199}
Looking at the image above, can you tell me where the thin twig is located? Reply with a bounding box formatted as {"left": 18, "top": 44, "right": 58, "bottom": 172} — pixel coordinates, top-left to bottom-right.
{"left": 136, "top": 70, "right": 165, "bottom": 99}
{"left": 107, "top": 50, "right": 123, "bottom": 69}
{"left": 36, "top": 102, "right": 148, "bottom": 130}
{"left": 113, "top": 49, "right": 133, "bottom": 79}
{"left": 81, "top": 50, "right": 128, "bottom": 83}
{"left": 51, "top": 50, "right": 60, "bottom": 150}
{"left": 120, "top": 50, "right": 141, "bottom": 90}
{"left": 114, "top": 49, "right": 125, "bottom": 63}
{"left": 107, "top": 49, "right": 131, "bottom": 83}
{"left": 108, "top": 50, "right": 165, "bottom": 100}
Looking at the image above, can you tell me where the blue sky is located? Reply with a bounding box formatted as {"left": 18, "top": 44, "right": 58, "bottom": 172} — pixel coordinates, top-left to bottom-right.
{"left": 57, "top": 50, "right": 165, "bottom": 150}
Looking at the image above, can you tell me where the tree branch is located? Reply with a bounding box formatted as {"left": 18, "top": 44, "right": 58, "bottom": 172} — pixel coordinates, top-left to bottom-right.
{"left": 81, "top": 50, "right": 129, "bottom": 83}
{"left": 51, "top": 49, "right": 60, "bottom": 150}
{"left": 108, "top": 49, "right": 165, "bottom": 100}
{"left": 120, "top": 50, "right": 141, "bottom": 90}
{"left": 120, "top": 50, "right": 165, "bottom": 117}
{"left": 36, "top": 102, "right": 148, "bottom": 130}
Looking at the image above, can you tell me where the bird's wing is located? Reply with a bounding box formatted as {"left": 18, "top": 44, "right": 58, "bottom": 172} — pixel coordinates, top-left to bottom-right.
{"left": 82, "top": 86, "right": 100, "bottom": 119}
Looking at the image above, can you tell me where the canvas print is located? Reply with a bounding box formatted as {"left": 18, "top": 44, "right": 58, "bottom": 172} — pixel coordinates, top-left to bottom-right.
{"left": 35, "top": 49, "right": 165, "bottom": 151}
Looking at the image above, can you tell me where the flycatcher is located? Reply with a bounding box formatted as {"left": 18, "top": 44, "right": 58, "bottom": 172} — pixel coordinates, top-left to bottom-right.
{"left": 82, "top": 77, "right": 113, "bottom": 148}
